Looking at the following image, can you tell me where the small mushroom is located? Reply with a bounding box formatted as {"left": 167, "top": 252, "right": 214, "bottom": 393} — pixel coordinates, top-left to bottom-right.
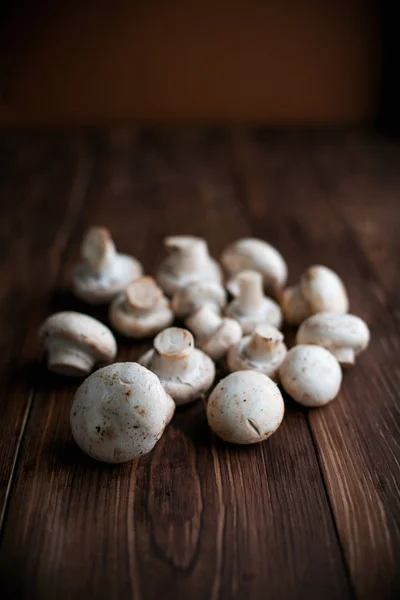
{"left": 280, "top": 265, "right": 349, "bottom": 325}
{"left": 185, "top": 306, "right": 242, "bottom": 361}
{"left": 39, "top": 311, "right": 117, "bottom": 376}
{"left": 227, "top": 323, "right": 287, "bottom": 381}
{"left": 156, "top": 235, "right": 222, "bottom": 296}
{"left": 225, "top": 270, "right": 282, "bottom": 334}
{"left": 207, "top": 370, "right": 284, "bottom": 444}
{"left": 221, "top": 238, "right": 287, "bottom": 296}
{"left": 109, "top": 276, "right": 173, "bottom": 338}
{"left": 70, "top": 362, "right": 175, "bottom": 463}
{"left": 279, "top": 344, "right": 342, "bottom": 407}
{"left": 138, "top": 327, "right": 215, "bottom": 405}
{"left": 171, "top": 280, "right": 227, "bottom": 319}
{"left": 72, "top": 226, "right": 143, "bottom": 304}
{"left": 296, "top": 312, "right": 370, "bottom": 366}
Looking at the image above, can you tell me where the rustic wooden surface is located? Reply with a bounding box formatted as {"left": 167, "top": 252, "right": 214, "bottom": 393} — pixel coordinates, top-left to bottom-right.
{"left": 0, "top": 129, "right": 398, "bottom": 600}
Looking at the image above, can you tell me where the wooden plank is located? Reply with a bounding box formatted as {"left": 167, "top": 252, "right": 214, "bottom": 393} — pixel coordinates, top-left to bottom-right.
{"left": 0, "top": 132, "right": 92, "bottom": 527}
{"left": 0, "top": 129, "right": 351, "bottom": 600}
{"left": 234, "top": 130, "right": 400, "bottom": 600}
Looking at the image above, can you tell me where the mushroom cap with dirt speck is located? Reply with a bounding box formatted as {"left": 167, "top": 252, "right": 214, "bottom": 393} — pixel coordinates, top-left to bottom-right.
{"left": 39, "top": 311, "right": 117, "bottom": 376}
{"left": 207, "top": 370, "right": 284, "bottom": 444}
{"left": 185, "top": 305, "right": 242, "bottom": 361}
{"left": 221, "top": 238, "right": 287, "bottom": 296}
{"left": 279, "top": 344, "right": 342, "bottom": 407}
{"left": 156, "top": 235, "right": 222, "bottom": 296}
{"left": 109, "top": 276, "right": 173, "bottom": 338}
{"left": 138, "top": 327, "right": 215, "bottom": 405}
{"left": 296, "top": 312, "right": 370, "bottom": 366}
{"left": 70, "top": 362, "right": 175, "bottom": 463}
{"left": 171, "top": 280, "right": 227, "bottom": 319}
{"left": 72, "top": 226, "right": 143, "bottom": 304}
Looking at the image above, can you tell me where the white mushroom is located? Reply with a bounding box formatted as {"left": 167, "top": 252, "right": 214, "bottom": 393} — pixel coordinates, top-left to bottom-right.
{"left": 207, "top": 370, "right": 284, "bottom": 444}
{"left": 72, "top": 226, "right": 143, "bottom": 304}
{"left": 39, "top": 311, "right": 117, "bottom": 376}
{"left": 109, "top": 276, "right": 173, "bottom": 338}
{"left": 185, "top": 306, "right": 242, "bottom": 361}
{"left": 138, "top": 327, "right": 215, "bottom": 405}
{"left": 279, "top": 345, "right": 342, "bottom": 407}
{"left": 225, "top": 270, "right": 282, "bottom": 333}
{"left": 221, "top": 238, "right": 287, "bottom": 296}
{"left": 70, "top": 362, "right": 175, "bottom": 463}
{"left": 171, "top": 280, "right": 227, "bottom": 319}
{"left": 156, "top": 235, "right": 222, "bottom": 296}
{"left": 281, "top": 265, "right": 349, "bottom": 325}
{"left": 227, "top": 324, "right": 287, "bottom": 381}
{"left": 296, "top": 312, "right": 370, "bottom": 366}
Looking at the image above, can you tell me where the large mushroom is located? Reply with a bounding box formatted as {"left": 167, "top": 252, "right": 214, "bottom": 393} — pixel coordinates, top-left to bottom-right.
{"left": 39, "top": 311, "right": 117, "bottom": 376}
{"left": 70, "top": 362, "right": 175, "bottom": 463}
{"left": 72, "top": 226, "right": 143, "bottom": 304}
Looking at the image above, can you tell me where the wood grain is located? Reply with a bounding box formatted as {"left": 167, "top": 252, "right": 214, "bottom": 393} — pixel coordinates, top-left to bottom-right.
{"left": 0, "top": 129, "right": 398, "bottom": 600}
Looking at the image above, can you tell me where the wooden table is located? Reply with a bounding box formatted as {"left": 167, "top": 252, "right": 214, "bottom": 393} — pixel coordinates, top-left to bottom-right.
{"left": 0, "top": 129, "right": 399, "bottom": 600}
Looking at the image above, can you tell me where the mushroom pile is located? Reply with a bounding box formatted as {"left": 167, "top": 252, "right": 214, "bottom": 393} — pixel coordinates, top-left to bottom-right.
{"left": 39, "top": 228, "right": 370, "bottom": 462}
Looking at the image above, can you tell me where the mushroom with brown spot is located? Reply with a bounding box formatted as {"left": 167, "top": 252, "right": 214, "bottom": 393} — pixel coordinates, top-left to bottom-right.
{"left": 72, "top": 226, "right": 143, "bottom": 304}
{"left": 109, "top": 276, "right": 173, "bottom": 338}
{"left": 280, "top": 265, "right": 349, "bottom": 325}
{"left": 279, "top": 344, "right": 342, "bottom": 407}
{"left": 39, "top": 311, "right": 117, "bottom": 376}
{"left": 227, "top": 323, "right": 287, "bottom": 381}
{"left": 70, "top": 362, "right": 175, "bottom": 463}
{"left": 171, "top": 280, "right": 227, "bottom": 319}
{"left": 156, "top": 236, "right": 222, "bottom": 296}
{"left": 296, "top": 312, "right": 370, "bottom": 366}
{"left": 138, "top": 327, "right": 215, "bottom": 405}
{"left": 225, "top": 270, "right": 282, "bottom": 334}
{"left": 207, "top": 370, "right": 284, "bottom": 444}
{"left": 185, "top": 305, "right": 242, "bottom": 361}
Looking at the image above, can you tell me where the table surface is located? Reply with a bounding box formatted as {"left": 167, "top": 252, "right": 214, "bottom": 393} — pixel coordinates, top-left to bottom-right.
{"left": 0, "top": 129, "right": 399, "bottom": 600}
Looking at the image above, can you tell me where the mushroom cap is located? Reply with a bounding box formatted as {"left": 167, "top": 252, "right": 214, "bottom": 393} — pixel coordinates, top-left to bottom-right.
{"left": 171, "top": 280, "right": 227, "bottom": 319}
{"left": 296, "top": 312, "right": 370, "bottom": 365}
{"left": 221, "top": 238, "right": 287, "bottom": 293}
{"left": 279, "top": 345, "right": 342, "bottom": 407}
{"left": 109, "top": 277, "right": 174, "bottom": 338}
{"left": 73, "top": 254, "right": 143, "bottom": 304}
{"left": 197, "top": 317, "right": 243, "bottom": 361}
{"left": 156, "top": 235, "right": 222, "bottom": 296}
{"left": 139, "top": 327, "right": 216, "bottom": 405}
{"left": 279, "top": 284, "right": 311, "bottom": 326}
{"left": 300, "top": 265, "right": 349, "bottom": 314}
{"left": 227, "top": 324, "right": 287, "bottom": 380}
{"left": 39, "top": 311, "right": 117, "bottom": 369}
{"left": 70, "top": 362, "right": 175, "bottom": 463}
{"left": 207, "top": 371, "right": 284, "bottom": 444}
{"left": 225, "top": 296, "right": 282, "bottom": 334}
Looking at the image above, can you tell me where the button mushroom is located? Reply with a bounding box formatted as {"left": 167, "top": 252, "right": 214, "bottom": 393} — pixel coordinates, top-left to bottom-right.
{"left": 138, "top": 327, "right": 215, "bottom": 405}
{"left": 207, "top": 370, "right": 284, "bottom": 444}
{"left": 109, "top": 276, "right": 174, "bottom": 338}
{"left": 296, "top": 312, "right": 370, "bottom": 366}
{"left": 171, "top": 280, "right": 227, "bottom": 319}
{"left": 279, "top": 344, "right": 342, "bottom": 407}
{"left": 156, "top": 235, "right": 222, "bottom": 296}
{"left": 185, "top": 305, "right": 242, "bottom": 361}
{"left": 280, "top": 265, "right": 349, "bottom": 325}
{"left": 227, "top": 323, "right": 287, "bottom": 381}
{"left": 39, "top": 311, "right": 117, "bottom": 376}
{"left": 72, "top": 226, "right": 143, "bottom": 304}
{"left": 221, "top": 238, "right": 287, "bottom": 296}
{"left": 225, "top": 270, "right": 282, "bottom": 334}
{"left": 70, "top": 362, "right": 175, "bottom": 463}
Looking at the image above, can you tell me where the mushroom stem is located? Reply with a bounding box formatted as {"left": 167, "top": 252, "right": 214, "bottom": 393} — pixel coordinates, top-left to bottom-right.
{"left": 47, "top": 340, "right": 94, "bottom": 376}
{"left": 165, "top": 236, "right": 209, "bottom": 271}
{"left": 81, "top": 226, "right": 117, "bottom": 275}
{"left": 244, "top": 325, "right": 281, "bottom": 362}
{"left": 330, "top": 347, "right": 355, "bottom": 366}
{"left": 125, "top": 277, "right": 162, "bottom": 311}
{"left": 186, "top": 306, "right": 222, "bottom": 338}
{"left": 152, "top": 327, "right": 197, "bottom": 377}
{"left": 237, "top": 271, "right": 264, "bottom": 314}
